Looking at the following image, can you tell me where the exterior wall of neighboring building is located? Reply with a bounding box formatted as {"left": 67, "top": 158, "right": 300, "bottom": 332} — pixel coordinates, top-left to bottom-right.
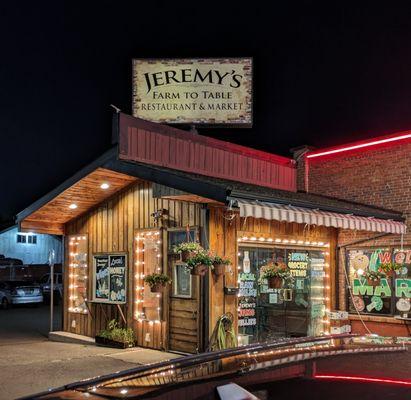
{"left": 0, "top": 226, "right": 62, "bottom": 265}
{"left": 301, "top": 140, "right": 411, "bottom": 336}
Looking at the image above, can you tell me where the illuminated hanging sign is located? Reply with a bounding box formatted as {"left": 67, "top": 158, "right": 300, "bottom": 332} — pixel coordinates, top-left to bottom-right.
{"left": 132, "top": 58, "right": 253, "bottom": 126}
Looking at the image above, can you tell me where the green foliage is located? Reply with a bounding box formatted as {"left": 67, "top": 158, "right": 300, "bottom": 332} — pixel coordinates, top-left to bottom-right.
{"left": 172, "top": 241, "right": 203, "bottom": 254}
{"left": 186, "top": 251, "right": 213, "bottom": 268}
{"left": 98, "top": 319, "right": 135, "bottom": 344}
{"left": 365, "top": 270, "right": 386, "bottom": 281}
{"left": 212, "top": 255, "right": 231, "bottom": 265}
{"left": 143, "top": 273, "right": 171, "bottom": 288}
{"left": 378, "top": 262, "right": 401, "bottom": 274}
{"left": 259, "top": 262, "right": 292, "bottom": 280}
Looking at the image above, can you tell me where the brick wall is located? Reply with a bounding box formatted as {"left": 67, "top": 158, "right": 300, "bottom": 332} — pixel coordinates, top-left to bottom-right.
{"left": 301, "top": 141, "right": 411, "bottom": 334}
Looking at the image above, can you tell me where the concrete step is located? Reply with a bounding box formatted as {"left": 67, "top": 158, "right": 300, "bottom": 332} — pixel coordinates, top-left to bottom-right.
{"left": 49, "top": 331, "right": 95, "bottom": 345}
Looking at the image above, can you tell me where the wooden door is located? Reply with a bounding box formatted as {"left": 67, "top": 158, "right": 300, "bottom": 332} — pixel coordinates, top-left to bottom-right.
{"left": 167, "top": 228, "right": 203, "bottom": 353}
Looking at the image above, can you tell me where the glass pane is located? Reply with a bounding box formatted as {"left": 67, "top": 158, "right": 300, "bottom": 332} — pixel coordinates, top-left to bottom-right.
{"left": 347, "top": 249, "right": 392, "bottom": 315}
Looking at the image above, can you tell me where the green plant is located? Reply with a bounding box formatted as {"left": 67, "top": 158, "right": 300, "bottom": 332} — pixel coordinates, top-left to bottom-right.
{"left": 212, "top": 255, "right": 231, "bottom": 265}
{"left": 186, "top": 251, "right": 213, "bottom": 268}
{"left": 378, "top": 262, "right": 401, "bottom": 275}
{"left": 173, "top": 242, "right": 203, "bottom": 254}
{"left": 365, "top": 270, "right": 386, "bottom": 282}
{"left": 259, "top": 262, "right": 292, "bottom": 282}
{"left": 98, "top": 319, "right": 135, "bottom": 344}
{"left": 143, "top": 273, "right": 171, "bottom": 288}
{"left": 208, "top": 313, "right": 237, "bottom": 351}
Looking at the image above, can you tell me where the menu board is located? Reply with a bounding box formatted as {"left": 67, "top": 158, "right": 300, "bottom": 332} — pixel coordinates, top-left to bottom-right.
{"left": 92, "top": 253, "right": 127, "bottom": 304}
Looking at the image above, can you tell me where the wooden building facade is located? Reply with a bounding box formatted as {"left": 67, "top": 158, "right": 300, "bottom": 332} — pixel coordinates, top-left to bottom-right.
{"left": 17, "top": 114, "right": 407, "bottom": 353}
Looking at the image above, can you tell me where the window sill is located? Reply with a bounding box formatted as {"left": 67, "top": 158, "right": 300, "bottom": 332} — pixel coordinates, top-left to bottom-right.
{"left": 349, "top": 314, "right": 408, "bottom": 325}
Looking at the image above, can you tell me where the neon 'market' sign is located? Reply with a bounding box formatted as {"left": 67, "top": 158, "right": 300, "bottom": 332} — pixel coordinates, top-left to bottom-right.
{"left": 353, "top": 278, "right": 411, "bottom": 297}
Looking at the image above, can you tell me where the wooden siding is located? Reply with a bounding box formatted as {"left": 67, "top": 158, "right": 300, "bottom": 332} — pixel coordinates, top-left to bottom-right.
{"left": 118, "top": 114, "right": 296, "bottom": 192}
{"left": 64, "top": 181, "right": 202, "bottom": 351}
{"left": 23, "top": 168, "right": 137, "bottom": 235}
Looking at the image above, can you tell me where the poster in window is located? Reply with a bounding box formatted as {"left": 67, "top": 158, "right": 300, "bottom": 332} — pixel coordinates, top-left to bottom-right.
{"left": 94, "top": 255, "right": 109, "bottom": 300}
{"left": 92, "top": 253, "right": 127, "bottom": 304}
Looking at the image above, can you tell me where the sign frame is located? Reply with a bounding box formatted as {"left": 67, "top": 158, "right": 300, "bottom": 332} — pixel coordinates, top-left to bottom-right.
{"left": 132, "top": 57, "right": 253, "bottom": 128}
{"left": 92, "top": 252, "right": 128, "bottom": 305}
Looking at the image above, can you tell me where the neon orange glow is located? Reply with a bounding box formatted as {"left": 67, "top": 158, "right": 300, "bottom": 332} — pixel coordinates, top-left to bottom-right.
{"left": 315, "top": 374, "right": 411, "bottom": 387}
{"left": 306, "top": 132, "right": 411, "bottom": 159}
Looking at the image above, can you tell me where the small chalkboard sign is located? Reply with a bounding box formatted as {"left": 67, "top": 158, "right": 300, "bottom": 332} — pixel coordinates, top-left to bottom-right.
{"left": 92, "top": 253, "right": 127, "bottom": 304}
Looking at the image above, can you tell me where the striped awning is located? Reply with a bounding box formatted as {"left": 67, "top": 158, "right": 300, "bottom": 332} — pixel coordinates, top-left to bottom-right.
{"left": 234, "top": 199, "right": 406, "bottom": 234}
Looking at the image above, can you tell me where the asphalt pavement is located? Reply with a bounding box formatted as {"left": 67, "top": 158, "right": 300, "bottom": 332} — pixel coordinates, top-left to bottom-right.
{"left": 0, "top": 304, "right": 178, "bottom": 399}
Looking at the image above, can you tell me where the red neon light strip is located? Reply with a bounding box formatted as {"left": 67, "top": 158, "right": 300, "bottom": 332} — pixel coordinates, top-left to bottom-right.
{"left": 306, "top": 133, "right": 411, "bottom": 159}
{"left": 315, "top": 374, "right": 411, "bottom": 387}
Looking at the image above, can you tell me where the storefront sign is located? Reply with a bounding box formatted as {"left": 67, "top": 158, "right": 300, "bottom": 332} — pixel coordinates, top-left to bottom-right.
{"left": 92, "top": 253, "right": 127, "bottom": 304}
{"left": 132, "top": 58, "right": 253, "bottom": 126}
{"left": 287, "top": 251, "right": 309, "bottom": 277}
{"left": 238, "top": 272, "right": 257, "bottom": 327}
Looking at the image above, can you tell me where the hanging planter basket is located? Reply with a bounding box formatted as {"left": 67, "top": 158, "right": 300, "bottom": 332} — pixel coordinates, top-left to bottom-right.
{"left": 367, "top": 278, "right": 381, "bottom": 287}
{"left": 150, "top": 283, "right": 165, "bottom": 293}
{"left": 181, "top": 250, "right": 195, "bottom": 262}
{"left": 213, "top": 263, "right": 227, "bottom": 276}
{"left": 268, "top": 276, "right": 283, "bottom": 289}
{"left": 191, "top": 264, "right": 208, "bottom": 276}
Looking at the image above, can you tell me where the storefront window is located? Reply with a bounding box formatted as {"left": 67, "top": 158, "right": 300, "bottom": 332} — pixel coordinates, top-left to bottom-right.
{"left": 68, "top": 234, "right": 88, "bottom": 314}
{"left": 238, "top": 246, "right": 329, "bottom": 345}
{"left": 346, "top": 248, "right": 411, "bottom": 316}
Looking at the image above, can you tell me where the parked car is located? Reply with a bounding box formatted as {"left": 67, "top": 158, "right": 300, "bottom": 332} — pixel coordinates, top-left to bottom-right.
{"left": 39, "top": 273, "right": 63, "bottom": 304}
{"left": 0, "top": 282, "right": 12, "bottom": 309}
{"left": 1, "top": 281, "right": 43, "bottom": 306}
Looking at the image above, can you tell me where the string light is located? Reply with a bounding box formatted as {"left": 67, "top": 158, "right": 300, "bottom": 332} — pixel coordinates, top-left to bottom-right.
{"left": 68, "top": 235, "right": 88, "bottom": 314}
{"left": 134, "top": 230, "right": 163, "bottom": 325}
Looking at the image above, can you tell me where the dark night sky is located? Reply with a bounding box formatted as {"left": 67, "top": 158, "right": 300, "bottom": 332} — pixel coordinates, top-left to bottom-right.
{"left": 2, "top": 2, "right": 411, "bottom": 224}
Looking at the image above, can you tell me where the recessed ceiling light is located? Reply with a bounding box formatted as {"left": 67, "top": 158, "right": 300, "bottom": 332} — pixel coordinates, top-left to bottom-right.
{"left": 69, "top": 203, "right": 78, "bottom": 209}
{"left": 100, "top": 183, "right": 110, "bottom": 190}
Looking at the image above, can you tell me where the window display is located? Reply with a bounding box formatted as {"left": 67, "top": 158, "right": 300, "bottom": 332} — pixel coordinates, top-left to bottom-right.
{"left": 347, "top": 248, "right": 411, "bottom": 316}
{"left": 238, "top": 245, "right": 329, "bottom": 344}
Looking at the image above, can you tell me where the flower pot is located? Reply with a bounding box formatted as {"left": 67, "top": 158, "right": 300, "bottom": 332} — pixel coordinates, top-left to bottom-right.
{"left": 150, "top": 283, "right": 165, "bottom": 293}
{"left": 268, "top": 276, "right": 283, "bottom": 289}
{"left": 213, "top": 263, "right": 226, "bottom": 276}
{"left": 95, "top": 335, "right": 134, "bottom": 349}
{"left": 367, "top": 278, "right": 381, "bottom": 287}
{"left": 181, "top": 250, "right": 195, "bottom": 262}
{"left": 191, "top": 264, "right": 208, "bottom": 276}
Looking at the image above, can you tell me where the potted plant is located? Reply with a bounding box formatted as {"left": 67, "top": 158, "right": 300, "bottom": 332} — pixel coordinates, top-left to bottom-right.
{"left": 259, "top": 262, "right": 292, "bottom": 289}
{"left": 186, "top": 251, "right": 213, "bottom": 276}
{"left": 212, "top": 255, "right": 231, "bottom": 276}
{"left": 143, "top": 273, "right": 171, "bottom": 293}
{"left": 365, "top": 270, "right": 386, "bottom": 287}
{"left": 378, "top": 262, "right": 401, "bottom": 277}
{"left": 95, "top": 319, "right": 135, "bottom": 349}
{"left": 173, "top": 242, "right": 203, "bottom": 262}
